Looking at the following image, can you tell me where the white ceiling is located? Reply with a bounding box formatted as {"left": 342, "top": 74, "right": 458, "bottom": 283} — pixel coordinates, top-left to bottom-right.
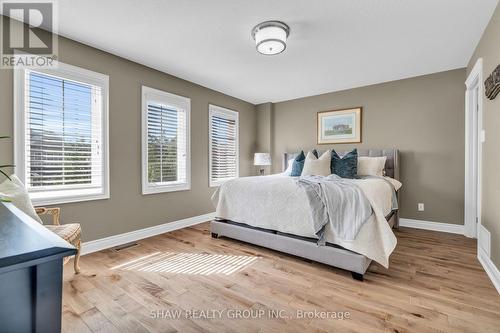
{"left": 53, "top": 0, "right": 499, "bottom": 104}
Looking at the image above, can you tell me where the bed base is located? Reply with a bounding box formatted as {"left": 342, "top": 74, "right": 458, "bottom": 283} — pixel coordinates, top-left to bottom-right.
{"left": 210, "top": 212, "right": 397, "bottom": 281}
{"left": 214, "top": 228, "right": 364, "bottom": 281}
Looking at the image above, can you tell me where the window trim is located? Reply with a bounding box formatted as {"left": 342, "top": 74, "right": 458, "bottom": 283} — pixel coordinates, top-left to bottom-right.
{"left": 208, "top": 104, "right": 239, "bottom": 187}
{"left": 141, "top": 86, "right": 191, "bottom": 195}
{"left": 14, "top": 62, "right": 110, "bottom": 206}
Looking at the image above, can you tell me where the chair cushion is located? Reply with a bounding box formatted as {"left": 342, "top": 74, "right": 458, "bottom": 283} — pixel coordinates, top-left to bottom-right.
{"left": 46, "top": 223, "right": 81, "bottom": 246}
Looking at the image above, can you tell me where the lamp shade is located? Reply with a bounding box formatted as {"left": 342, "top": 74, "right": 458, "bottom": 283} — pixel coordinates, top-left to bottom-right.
{"left": 254, "top": 153, "right": 272, "bottom": 166}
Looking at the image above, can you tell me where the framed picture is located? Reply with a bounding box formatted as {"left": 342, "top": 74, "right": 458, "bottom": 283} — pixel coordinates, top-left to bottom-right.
{"left": 317, "top": 107, "right": 362, "bottom": 144}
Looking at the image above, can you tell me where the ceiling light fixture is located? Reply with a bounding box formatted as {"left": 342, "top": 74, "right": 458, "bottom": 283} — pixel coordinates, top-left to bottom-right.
{"left": 251, "top": 21, "right": 290, "bottom": 55}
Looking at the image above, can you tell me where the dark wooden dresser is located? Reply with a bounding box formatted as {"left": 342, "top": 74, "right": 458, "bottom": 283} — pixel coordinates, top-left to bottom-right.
{"left": 0, "top": 202, "right": 76, "bottom": 333}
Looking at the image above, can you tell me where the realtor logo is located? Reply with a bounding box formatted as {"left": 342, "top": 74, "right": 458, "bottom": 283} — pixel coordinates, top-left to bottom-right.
{"left": 1, "top": 0, "right": 58, "bottom": 68}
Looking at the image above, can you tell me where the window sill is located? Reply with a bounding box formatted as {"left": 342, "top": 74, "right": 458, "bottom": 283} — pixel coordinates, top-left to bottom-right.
{"left": 209, "top": 177, "right": 237, "bottom": 188}
{"left": 30, "top": 189, "right": 109, "bottom": 206}
{"left": 142, "top": 183, "right": 190, "bottom": 195}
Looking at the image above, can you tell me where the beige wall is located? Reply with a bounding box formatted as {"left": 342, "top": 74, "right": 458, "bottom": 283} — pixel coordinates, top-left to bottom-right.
{"left": 262, "top": 69, "right": 466, "bottom": 224}
{"left": 0, "top": 35, "right": 257, "bottom": 242}
{"left": 467, "top": 3, "right": 500, "bottom": 267}
{"left": 255, "top": 103, "right": 274, "bottom": 174}
{"left": 255, "top": 102, "right": 273, "bottom": 152}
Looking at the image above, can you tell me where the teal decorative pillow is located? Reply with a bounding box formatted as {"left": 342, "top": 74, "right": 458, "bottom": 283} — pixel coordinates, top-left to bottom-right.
{"left": 331, "top": 149, "right": 358, "bottom": 178}
{"left": 290, "top": 150, "right": 318, "bottom": 176}
{"left": 290, "top": 151, "right": 305, "bottom": 176}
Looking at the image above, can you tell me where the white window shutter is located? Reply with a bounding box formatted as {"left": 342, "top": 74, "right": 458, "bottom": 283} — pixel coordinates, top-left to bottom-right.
{"left": 209, "top": 105, "right": 239, "bottom": 186}
{"left": 142, "top": 86, "right": 191, "bottom": 194}
{"left": 146, "top": 103, "right": 187, "bottom": 184}
{"left": 25, "top": 71, "right": 103, "bottom": 191}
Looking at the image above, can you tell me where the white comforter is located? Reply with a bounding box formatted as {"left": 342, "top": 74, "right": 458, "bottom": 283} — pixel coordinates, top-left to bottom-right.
{"left": 212, "top": 174, "right": 402, "bottom": 268}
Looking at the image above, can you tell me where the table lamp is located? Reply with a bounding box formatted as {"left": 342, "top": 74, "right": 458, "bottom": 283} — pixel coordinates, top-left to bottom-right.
{"left": 254, "top": 153, "right": 272, "bottom": 175}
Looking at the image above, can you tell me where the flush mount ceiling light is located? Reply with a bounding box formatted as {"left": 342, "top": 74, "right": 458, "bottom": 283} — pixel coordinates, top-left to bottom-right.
{"left": 251, "top": 21, "right": 290, "bottom": 55}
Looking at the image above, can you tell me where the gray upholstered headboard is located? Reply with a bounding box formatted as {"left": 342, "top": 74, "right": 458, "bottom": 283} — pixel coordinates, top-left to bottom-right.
{"left": 283, "top": 149, "right": 399, "bottom": 180}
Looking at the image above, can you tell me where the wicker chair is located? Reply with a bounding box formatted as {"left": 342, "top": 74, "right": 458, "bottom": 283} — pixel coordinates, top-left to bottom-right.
{"left": 35, "top": 207, "right": 81, "bottom": 274}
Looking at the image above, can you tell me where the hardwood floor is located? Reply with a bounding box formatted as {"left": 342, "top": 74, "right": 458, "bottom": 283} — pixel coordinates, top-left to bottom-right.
{"left": 62, "top": 223, "right": 500, "bottom": 333}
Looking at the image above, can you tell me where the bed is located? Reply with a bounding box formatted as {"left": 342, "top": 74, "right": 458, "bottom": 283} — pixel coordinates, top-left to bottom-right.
{"left": 211, "top": 149, "right": 400, "bottom": 281}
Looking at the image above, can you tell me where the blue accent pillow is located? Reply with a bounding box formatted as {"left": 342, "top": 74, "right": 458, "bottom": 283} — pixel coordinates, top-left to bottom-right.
{"left": 290, "top": 151, "right": 305, "bottom": 176}
{"left": 331, "top": 149, "right": 358, "bottom": 178}
{"left": 290, "top": 150, "right": 318, "bottom": 176}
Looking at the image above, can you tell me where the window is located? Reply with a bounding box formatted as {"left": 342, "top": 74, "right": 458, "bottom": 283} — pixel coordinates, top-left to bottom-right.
{"left": 14, "top": 63, "right": 109, "bottom": 205}
{"left": 142, "top": 86, "right": 190, "bottom": 194}
{"left": 209, "top": 104, "right": 239, "bottom": 187}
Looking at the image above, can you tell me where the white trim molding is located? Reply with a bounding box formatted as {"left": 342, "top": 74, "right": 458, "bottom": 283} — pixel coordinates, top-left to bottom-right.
{"left": 399, "top": 218, "right": 464, "bottom": 235}
{"left": 478, "top": 224, "right": 491, "bottom": 257}
{"left": 81, "top": 212, "right": 215, "bottom": 255}
{"left": 477, "top": 224, "right": 500, "bottom": 294}
{"left": 14, "top": 61, "right": 110, "bottom": 206}
{"left": 141, "top": 85, "right": 191, "bottom": 195}
{"left": 464, "top": 57, "right": 483, "bottom": 238}
{"left": 478, "top": 248, "right": 500, "bottom": 295}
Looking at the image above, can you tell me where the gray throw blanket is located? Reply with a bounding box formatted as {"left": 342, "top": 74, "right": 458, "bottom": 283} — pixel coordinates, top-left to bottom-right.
{"left": 297, "top": 174, "right": 373, "bottom": 244}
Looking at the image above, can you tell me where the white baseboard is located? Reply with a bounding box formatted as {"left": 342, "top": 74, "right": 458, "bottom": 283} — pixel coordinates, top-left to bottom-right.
{"left": 477, "top": 224, "right": 500, "bottom": 294}
{"left": 478, "top": 224, "right": 491, "bottom": 257}
{"left": 478, "top": 247, "right": 500, "bottom": 294}
{"left": 81, "top": 212, "right": 216, "bottom": 255}
{"left": 399, "top": 218, "right": 464, "bottom": 235}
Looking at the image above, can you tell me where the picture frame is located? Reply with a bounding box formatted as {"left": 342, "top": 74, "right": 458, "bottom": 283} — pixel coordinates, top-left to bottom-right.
{"left": 317, "top": 107, "right": 362, "bottom": 144}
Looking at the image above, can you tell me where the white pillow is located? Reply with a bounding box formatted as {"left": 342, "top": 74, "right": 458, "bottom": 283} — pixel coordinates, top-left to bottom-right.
{"left": 282, "top": 158, "right": 295, "bottom": 176}
{"left": 357, "top": 156, "right": 387, "bottom": 177}
{"left": 0, "top": 175, "right": 42, "bottom": 224}
{"left": 301, "top": 150, "right": 331, "bottom": 176}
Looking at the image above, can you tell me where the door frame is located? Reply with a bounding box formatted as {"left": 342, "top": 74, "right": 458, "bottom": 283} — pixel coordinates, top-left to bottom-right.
{"left": 464, "top": 58, "right": 483, "bottom": 238}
